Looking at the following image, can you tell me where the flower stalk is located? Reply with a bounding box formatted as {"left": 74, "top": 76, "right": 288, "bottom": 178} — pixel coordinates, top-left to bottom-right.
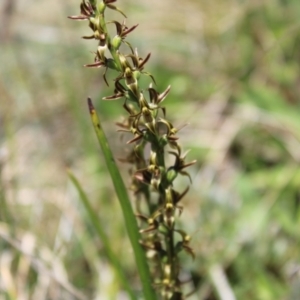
{"left": 69, "top": 1, "right": 196, "bottom": 298}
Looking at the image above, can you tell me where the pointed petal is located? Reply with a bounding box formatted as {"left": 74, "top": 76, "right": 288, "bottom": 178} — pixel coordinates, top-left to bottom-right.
{"left": 127, "top": 54, "right": 139, "bottom": 68}
{"left": 102, "top": 93, "right": 124, "bottom": 100}
{"left": 124, "top": 41, "right": 134, "bottom": 54}
{"left": 139, "top": 52, "right": 151, "bottom": 69}
{"left": 103, "top": 69, "right": 109, "bottom": 86}
{"left": 127, "top": 135, "right": 143, "bottom": 144}
{"left": 168, "top": 151, "right": 179, "bottom": 159}
{"left": 148, "top": 87, "right": 158, "bottom": 104}
{"left": 158, "top": 85, "right": 171, "bottom": 103}
{"left": 135, "top": 213, "right": 148, "bottom": 222}
{"left": 68, "top": 15, "right": 89, "bottom": 20}
{"left": 179, "top": 170, "right": 192, "bottom": 183}
{"left": 143, "top": 72, "right": 156, "bottom": 85}
{"left": 123, "top": 24, "right": 139, "bottom": 36}
{"left": 109, "top": 20, "right": 123, "bottom": 35}
{"left": 84, "top": 61, "right": 105, "bottom": 68}
{"left": 115, "top": 80, "right": 127, "bottom": 93}
{"left": 181, "top": 160, "right": 197, "bottom": 169}
{"left": 134, "top": 169, "right": 152, "bottom": 184}
{"left": 139, "top": 225, "right": 156, "bottom": 234}
{"left": 184, "top": 245, "right": 195, "bottom": 260}
{"left": 115, "top": 122, "right": 130, "bottom": 129}
{"left": 82, "top": 34, "right": 95, "bottom": 39}
{"left": 173, "top": 186, "right": 189, "bottom": 204}
{"left": 106, "top": 4, "right": 127, "bottom": 18}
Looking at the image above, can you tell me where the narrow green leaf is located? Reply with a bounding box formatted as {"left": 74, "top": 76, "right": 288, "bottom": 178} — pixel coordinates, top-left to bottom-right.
{"left": 87, "top": 98, "right": 156, "bottom": 300}
{"left": 67, "top": 170, "right": 137, "bottom": 300}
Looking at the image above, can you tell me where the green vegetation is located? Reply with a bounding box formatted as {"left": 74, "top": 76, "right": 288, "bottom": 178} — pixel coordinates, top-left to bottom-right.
{"left": 1, "top": 0, "right": 300, "bottom": 299}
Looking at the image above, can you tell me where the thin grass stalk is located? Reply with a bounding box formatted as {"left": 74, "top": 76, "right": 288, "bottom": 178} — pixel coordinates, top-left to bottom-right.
{"left": 86, "top": 100, "right": 156, "bottom": 299}
{"left": 67, "top": 170, "right": 137, "bottom": 300}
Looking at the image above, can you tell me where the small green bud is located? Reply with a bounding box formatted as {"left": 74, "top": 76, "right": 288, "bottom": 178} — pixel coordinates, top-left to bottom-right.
{"left": 111, "top": 35, "right": 122, "bottom": 50}
{"left": 166, "top": 168, "right": 178, "bottom": 184}
{"left": 98, "top": 2, "right": 106, "bottom": 13}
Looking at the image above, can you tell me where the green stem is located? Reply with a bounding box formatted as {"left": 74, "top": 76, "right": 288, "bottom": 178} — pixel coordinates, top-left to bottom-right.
{"left": 108, "top": 42, "right": 122, "bottom": 71}
{"left": 167, "top": 228, "right": 175, "bottom": 277}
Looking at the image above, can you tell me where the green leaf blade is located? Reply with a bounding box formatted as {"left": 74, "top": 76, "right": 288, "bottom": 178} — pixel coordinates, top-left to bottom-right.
{"left": 87, "top": 98, "right": 156, "bottom": 300}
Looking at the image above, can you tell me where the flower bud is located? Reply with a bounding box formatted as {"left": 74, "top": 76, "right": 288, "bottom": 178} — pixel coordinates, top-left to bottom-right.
{"left": 111, "top": 35, "right": 122, "bottom": 50}
{"left": 165, "top": 167, "right": 177, "bottom": 184}
{"left": 98, "top": 2, "right": 106, "bottom": 13}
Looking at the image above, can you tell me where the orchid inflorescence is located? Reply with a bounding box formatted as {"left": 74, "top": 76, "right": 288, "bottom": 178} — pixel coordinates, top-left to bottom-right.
{"left": 69, "top": 1, "right": 196, "bottom": 298}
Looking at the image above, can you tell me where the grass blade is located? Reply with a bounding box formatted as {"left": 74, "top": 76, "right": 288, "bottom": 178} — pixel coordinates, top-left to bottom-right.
{"left": 67, "top": 170, "right": 137, "bottom": 300}
{"left": 87, "top": 98, "right": 156, "bottom": 300}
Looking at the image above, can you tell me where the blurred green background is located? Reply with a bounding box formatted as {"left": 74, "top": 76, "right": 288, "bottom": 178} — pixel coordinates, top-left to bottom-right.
{"left": 1, "top": 0, "right": 300, "bottom": 299}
